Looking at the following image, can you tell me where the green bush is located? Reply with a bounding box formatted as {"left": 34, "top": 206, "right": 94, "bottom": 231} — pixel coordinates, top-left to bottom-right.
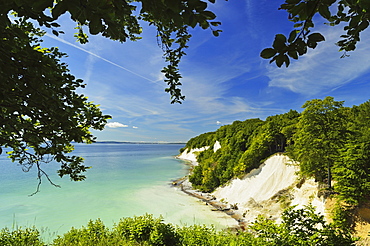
{"left": 0, "top": 208, "right": 358, "bottom": 245}
{"left": 52, "top": 219, "right": 124, "bottom": 246}
{"left": 114, "top": 214, "right": 180, "bottom": 246}
{"left": 0, "top": 227, "right": 44, "bottom": 246}
{"left": 177, "top": 224, "right": 262, "bottom": 246}
{"left": 250, "top": 205, "right": 357, "bottom": 246}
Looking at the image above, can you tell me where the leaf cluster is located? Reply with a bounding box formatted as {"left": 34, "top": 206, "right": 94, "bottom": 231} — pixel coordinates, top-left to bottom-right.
{"left": 0, "top": 227, "right": 44, "bottom": 246}
{"left": 0, "top": 0, "right": 220, "bottom": 190}
{"left": 287, "top": 97, "right": 370, "bottom": 210}
{"left": 0, "top": 18, "right": 110, "bottom": 192}
{"left": 1, "top": 0, "right": 221, "bottom": 104}
{"left": 251, "top": 205, "right": 356, "bottom": 245}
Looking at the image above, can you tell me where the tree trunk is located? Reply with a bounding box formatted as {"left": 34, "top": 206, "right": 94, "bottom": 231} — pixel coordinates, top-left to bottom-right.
{"left": 327, "top": 162, "right": 332, "bottom": 189}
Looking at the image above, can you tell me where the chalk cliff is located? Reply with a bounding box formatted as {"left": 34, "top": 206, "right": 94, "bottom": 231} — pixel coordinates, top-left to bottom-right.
{"left": 178, "top": 143, "right": 326, "bottom": 224}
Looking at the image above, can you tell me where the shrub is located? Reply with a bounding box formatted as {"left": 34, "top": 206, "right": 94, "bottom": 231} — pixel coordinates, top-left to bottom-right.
{"left": 0, "top": 227, "right": 44, "bottom": 246}
{"left": 52, "top": 219, "right": 123, "bottom": 245}
{"left": 250, "top": 205, "right": 357, "bottom": 246}
{"left": 114, "top": 214, "right": 180, "bottom": 246}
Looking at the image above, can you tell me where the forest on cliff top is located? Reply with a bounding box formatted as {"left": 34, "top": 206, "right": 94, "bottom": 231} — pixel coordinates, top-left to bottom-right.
{"left": 182, "top": 97, "right": 370, "bottom": 230}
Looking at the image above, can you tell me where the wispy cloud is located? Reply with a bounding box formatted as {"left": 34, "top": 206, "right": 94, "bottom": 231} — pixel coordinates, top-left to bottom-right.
{"left": 105, "top": 122, "right": 129, "bottom": 128}
{"left": 266, "top": 26, "right": 370, "bottom": 95}
{"left": 45, "top": 34, "right": 164, "bottom": 87}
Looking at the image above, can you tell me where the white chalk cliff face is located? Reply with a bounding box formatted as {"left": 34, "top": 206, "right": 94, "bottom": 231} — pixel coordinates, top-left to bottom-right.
{"left": 213, "top": 155, "right": 297, "bottom": 204}
{"left": 177, "top": 141, "right": 221, "bottom": 165}
{"left": 179, "top": 142, "right": 326, "bottom": 223}
{"left": 212, "top": 154, "right": 326, "bottom": 223}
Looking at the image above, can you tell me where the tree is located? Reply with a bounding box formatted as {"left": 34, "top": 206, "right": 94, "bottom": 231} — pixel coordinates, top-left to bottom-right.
{"left": 0, "top": 0, "right": 219, "bottom": 190}
{"left": 290, "top": 97, "right": 347, "bottom": 189}
{"left": 1, "top": 0, "right": 220, "bottom": 104}
{"left": 261, "top": 0, "right": 370, "bottom": 67}
{"left": 333, "top": 100, "right": 370, "bottom": 205}
{"left": 250, "top": 205, "right": 356, "bottom": 245}
{"left": 1, "top": 18, "right": 110, "bottom": 193}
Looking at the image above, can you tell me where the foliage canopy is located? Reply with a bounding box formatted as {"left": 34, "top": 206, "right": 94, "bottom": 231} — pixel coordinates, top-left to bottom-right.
{"left": 1, "top": 0, "right": 221, "bottom": 104}
{"left": 0, "top": 18, "right": 110, "bottom": 192}
{"left": 0, "top": 0, "right": 219, "bottom": 190}
{"left": 184, "top": 97, "right": 370, "bottom": 218}
{"left": 1, "top": 207, "right": 357, "bottom": 245}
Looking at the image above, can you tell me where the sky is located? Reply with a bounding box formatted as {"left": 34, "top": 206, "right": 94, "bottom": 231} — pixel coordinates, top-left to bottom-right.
{"left": 41, "top": 0, "right": 370, "bottom": 143}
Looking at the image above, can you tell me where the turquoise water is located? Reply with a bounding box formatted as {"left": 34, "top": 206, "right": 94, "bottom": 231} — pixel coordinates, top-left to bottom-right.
{"left": 0, "top": 143, "right": 236, "bottom": 239}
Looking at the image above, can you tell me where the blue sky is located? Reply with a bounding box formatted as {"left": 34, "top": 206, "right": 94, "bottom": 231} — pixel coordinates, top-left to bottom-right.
{"left": 42, "top": 1, "right": 370, "bottom": 143}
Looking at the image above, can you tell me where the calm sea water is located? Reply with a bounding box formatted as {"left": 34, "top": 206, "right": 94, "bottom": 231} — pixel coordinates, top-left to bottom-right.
{"left": 0, "top": 143, "right": 236, "bottom": 239}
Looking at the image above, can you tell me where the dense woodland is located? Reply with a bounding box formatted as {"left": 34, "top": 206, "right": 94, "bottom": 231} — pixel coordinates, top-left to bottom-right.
{"left": 182, "top": 97, "right": 370, "bottom": 229}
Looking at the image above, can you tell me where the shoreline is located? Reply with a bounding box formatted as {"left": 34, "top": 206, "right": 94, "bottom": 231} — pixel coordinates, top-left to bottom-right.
{"left": 171, "top": 160, "right": 247, "bottom": 230}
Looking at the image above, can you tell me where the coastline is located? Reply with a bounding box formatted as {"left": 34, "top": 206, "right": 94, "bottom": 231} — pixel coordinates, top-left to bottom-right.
{"left": 173, "top": 150, "right": 246, "bottom": 230}
{"left": 171, "top": 177, "right": 247, "bottom": 230}
{"left": 173, "top": 149, "right": 328, "bottom": 232}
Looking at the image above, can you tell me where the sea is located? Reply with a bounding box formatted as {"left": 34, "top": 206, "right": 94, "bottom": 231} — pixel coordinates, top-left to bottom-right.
{"left": 0, "top": 143, "right": 236, "bottom": 240}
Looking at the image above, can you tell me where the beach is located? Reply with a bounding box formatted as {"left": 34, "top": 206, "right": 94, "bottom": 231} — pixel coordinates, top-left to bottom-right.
{"left": 175, "top": 145, "right": 246, "bottom": 229}
{"left": 176, "top": 146, "right": 326, "bottom": 229}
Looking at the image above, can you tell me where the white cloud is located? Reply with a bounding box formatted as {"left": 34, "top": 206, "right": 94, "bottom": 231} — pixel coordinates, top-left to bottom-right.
{"left": 216, "top": 121, "right": 221, "bottom": 125}
{"left": 45, "top": 34, "right": 162, "bottom": 86}
{"left": 132, "top": 126, "right": 138, "bottom": 129}
{"left": 105, "top": 122, "right": 129, "bottom": 128}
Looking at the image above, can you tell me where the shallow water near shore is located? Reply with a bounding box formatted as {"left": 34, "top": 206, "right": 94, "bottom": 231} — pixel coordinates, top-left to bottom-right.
{"left": 0, "top": 143, "right": 236, "bottom": 239}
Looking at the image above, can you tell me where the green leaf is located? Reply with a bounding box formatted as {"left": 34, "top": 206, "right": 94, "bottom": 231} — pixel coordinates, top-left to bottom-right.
{"left": 202, "top": 10, "right": 216, "bottom": 20}
{"left": 294, "top": 22, "right": 304, "bottom": 28}
{"left": 200, "top": 21, "right": 209, "bottom": 29}
{"left": 288, "top": 30, "right": 297, "bottom": 43}
{"left": 273, "top": 34, "right": 287, "bottom": 51}
{"left": 318, "top": 5, "right": 331, "bottom": 19}
{"left": 89, "top": 17, "right": 104, "bottom": 35}
{"left": 358, "top": 20, "right": 369, "bottom": 31}
{"left": 349, "top": 15, "right": 361, "bottom": 28}
{"left": 275, "top": 54, "right": 290, "bottom": 67}
{"left": 308, "top": 33, "right": 325, "bottom": 42}
{"left": 210, "top": 21, "right": 221, "bottom": 26}
{"left": 307, "top": 40, "right": 317, "bottom": 49}
{"left": 290, "top": 2, "right": 305, "bottom": 17}
{"left": 295, "top": 39, "right": 307, "bottom": 55}
{"left": 188, "top": 14, "right": 198, "bottom": 28}
{"left": 283, "top": 54, "right": 290, "bottom": 67}
{"left": 212, "top": 30, "right": 221, "bottom": 37}
{"left": 260, "top": 48, "right": 277, "bottom": 59}
{"left": 288, "top": 50, "right": 298, "bottom": 59}
{"left": 194, "top": 1, "right": 208, "bottom": 12}
{"left": 276, "top": 56, "right": 284, "bottom": 67}
{"left": 52, "top": 1, "right": 68, "bottom": 19}
{"left": 51, "top": 22, "right": 60, "bottom": 28}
